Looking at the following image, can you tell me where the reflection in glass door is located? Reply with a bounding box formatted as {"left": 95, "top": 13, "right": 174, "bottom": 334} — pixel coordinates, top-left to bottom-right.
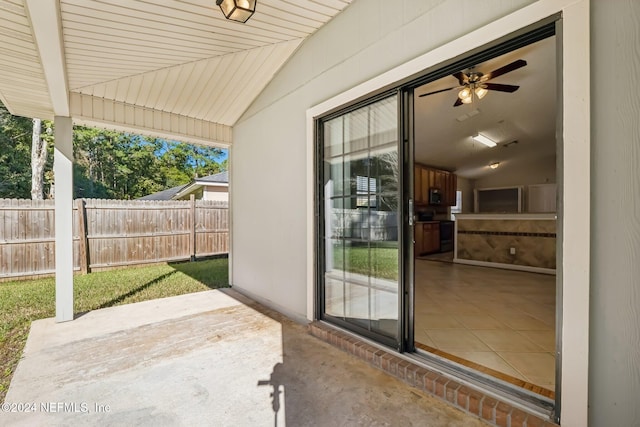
{"left": 319, "top": 95, "right": 401, "bottom": 347}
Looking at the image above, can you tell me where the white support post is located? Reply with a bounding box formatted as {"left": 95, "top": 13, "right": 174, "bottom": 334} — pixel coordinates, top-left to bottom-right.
{"left": 54, "top": 116, "right": 74, "bottom": 322}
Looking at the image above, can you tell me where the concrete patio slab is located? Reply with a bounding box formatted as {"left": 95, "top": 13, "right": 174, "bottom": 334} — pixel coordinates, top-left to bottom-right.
{"left": 4, "top": 289, "right": 489, "bottom": 426}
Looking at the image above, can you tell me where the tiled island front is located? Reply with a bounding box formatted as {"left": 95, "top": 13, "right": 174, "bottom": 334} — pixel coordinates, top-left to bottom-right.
{"left": 454, "top": 213, "right": 557, "bottom": 273}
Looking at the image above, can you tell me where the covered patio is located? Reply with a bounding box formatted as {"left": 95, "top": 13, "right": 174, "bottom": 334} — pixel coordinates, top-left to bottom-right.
{"left": 0, "top": 0, "right": 354, "bottom": 321}
{"left": 3, "top": 1, "right": 640, "bottom": 426}
{"left": 3, "top": 289, "right": 487, "bottom": 426}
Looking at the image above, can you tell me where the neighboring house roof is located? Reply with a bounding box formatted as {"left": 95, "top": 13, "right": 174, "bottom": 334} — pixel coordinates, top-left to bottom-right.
{"left": 137, "top": 171, "right": 228, "bottom": 200}
{"left": 137, "top": 184, "right": 187, "bottom": 201}
{"left": 195, "top": 171, "right": 228, "bottom": 184}
{"left": 173, "top": 171, "right": 228, "bottom": 200}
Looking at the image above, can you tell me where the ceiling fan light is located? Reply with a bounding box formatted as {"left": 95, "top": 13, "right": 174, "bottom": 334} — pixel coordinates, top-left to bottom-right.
{"left": 475, "top": 86, "right": 488, "bottom": 99}
{"left": 216, "top": 0, "right": 256, "bottom": 23}
{"left": 472, "top": 133, "right": 497, "bottom": 147}
{"left": 458, "top": 87, "right": 472, "bottom": 103}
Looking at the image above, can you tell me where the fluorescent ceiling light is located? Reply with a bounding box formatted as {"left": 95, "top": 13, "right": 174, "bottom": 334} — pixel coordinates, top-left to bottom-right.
{"left": 473, "top": 133, "right": 497, "bottom": 147}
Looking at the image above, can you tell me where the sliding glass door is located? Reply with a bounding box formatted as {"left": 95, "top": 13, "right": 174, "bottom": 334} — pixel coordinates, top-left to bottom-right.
{"left": 318, "top": 94, "right": 403, "bottom": 347}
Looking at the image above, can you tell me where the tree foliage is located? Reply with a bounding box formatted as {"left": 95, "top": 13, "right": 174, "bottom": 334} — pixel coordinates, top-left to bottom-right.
{"left": 0, "top": 104, "right": 226, "bottom": 200}
{"left": 0, "top": 105, "right": 32, "bottom": 198}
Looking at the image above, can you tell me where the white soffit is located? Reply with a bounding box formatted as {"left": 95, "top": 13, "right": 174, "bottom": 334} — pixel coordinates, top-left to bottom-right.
{"left": 0, "top": 0, "right": 53, "bottom": 119}
{"left": 0, "top": 0, "right": 352, "bottom": 134}
{"left": 75, "top": 39, "right": 303, "bottom": 126}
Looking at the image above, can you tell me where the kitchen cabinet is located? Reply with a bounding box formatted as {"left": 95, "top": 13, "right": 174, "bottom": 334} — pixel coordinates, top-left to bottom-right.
{"left": 443, "top": 172, "right": 457, "bottom": 206}
{"left": 414, "top": 222, "right": 425, "bottom": 255}
{"left": 433, "top": 170, "right": 444, "bottom": 190}
{"left": 415, "top": 222, "right": 440, "bottom": 255}
{"left": 425, "top": 223, "right": 440, "bottom": 253}
{"left": 414, "top": 165, "right": 431, "bottom": 205}
{"left": 414, "top": 164, "right": 457, "bottom": 206}
{"left": 414, "top": 165, "right": 425, "bottom": 204}
{"left": 422, "top": 168, "right": 430, "bottom": 201}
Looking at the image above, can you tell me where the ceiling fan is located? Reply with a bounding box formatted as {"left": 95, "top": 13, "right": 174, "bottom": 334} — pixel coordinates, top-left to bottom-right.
{"left": 418, "top": 59, "right": 527, "bottom": 106}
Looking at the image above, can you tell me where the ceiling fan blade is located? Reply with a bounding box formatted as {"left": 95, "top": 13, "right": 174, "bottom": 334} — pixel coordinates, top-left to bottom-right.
{"left": 418, "top": 86, "right": 460, "bottom": 97}
{"left": 484, "top": 83, "right": 520, "bottom": 93}
{"left": 453, "top": 97, "right": 464, "bottom": 107}
{"left": 483, "top": 59, "right": 527, "bottom": 81}
{"left": 453, "top": 71, "right": 468, "bottom": 85}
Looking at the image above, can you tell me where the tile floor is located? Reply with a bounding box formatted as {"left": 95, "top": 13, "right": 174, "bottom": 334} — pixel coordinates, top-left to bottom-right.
{"left": 414, "top": 258, "right": 556, "bottom": 393}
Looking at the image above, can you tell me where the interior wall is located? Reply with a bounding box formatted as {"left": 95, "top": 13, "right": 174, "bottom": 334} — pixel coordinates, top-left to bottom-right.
{"left": 231, "top": 0, "right": 535, "bottom": 318}
{"left": 589, "top": 1, "right": 640, "bottom": 425}
{"left": 472, "top": 155, "right": 556, "bottom": 189}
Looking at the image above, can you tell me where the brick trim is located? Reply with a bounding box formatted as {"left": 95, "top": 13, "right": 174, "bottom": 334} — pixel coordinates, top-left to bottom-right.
{"left": 309, "top": 321, "right": 559, "bottom": 427}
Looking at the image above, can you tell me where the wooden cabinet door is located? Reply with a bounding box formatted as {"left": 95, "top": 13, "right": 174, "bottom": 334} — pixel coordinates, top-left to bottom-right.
{"left": 444, "top": 172, "right": 456, "bottom": 206}
{"left": 435, "top": 171, "right": 445, "bottom": 190}
{"left": 430, "top": 223, "right": 441, "bottom": 252}
{"left": 449, "top": 174, "right": 457, "bottom": 206}
{"left": 442, "top": 171, "right": 451, "bottom": 204}
{"left": 420, "top": 223, "right": 441, "bottom": 254}
{"left": 421, "top": 224, "right": 430, "bottom": 254}
{"left": 427, "top": 169, "right": 436, "bottom": 190}
{"left": 414, "top": 223, "right": 424, "bottom": 255}
{"left": 421, "top": 168, "right": 429, "bottom": 197}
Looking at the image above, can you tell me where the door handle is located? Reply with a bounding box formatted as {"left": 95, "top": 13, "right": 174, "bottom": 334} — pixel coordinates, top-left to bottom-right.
{"left": 408, "top": 198, "right": 414, "bottom": 226}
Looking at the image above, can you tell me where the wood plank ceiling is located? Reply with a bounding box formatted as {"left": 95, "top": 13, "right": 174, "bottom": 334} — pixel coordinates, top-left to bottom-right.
{"left": 0, "top": 0, "right": 352, "bottom": 146}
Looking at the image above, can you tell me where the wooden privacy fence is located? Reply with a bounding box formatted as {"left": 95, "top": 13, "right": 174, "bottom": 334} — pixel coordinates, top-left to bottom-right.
{"left": 0, "top": 197, "right": 229, "bottom": 280}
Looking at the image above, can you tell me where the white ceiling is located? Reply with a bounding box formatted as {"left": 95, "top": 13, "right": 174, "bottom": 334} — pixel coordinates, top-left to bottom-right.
{"left": 414, "top": 35, "right": 557, "bottom": 180}
{"left": 0, "top": 0, "right": 352, "bottom": 146}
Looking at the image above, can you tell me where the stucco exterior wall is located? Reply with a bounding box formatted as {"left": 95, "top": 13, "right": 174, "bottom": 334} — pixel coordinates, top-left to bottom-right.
{"left": 231, "top": 0, "right": 534, "bottom": 320}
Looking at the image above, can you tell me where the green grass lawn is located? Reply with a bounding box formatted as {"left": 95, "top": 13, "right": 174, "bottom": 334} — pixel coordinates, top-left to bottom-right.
{"left": 0, "top": 258, "right": 229, "bottom": 403}
{"left": 332, "top": 244, "right": 399, "bottom": 280}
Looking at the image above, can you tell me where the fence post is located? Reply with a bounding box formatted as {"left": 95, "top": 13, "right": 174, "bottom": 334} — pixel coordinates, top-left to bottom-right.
{"left": 76, "top": 198, "right": 90, "bottom": 274}
{"left": 190, "top": 194, "right": 196, "bottom": 261}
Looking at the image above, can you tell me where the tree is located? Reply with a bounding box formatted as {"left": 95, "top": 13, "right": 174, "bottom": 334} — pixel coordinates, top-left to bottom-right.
{"left": 0, "top": 105, "right": 227, "bottom": 200}
{"left": 30, "top": 119, "right": 53, "bottom": 200}
{"left": 0, "top": 104, "right": 32, "bottom": 198}
{"left": 71, "top": 129, "right": 226, "bottom": 199}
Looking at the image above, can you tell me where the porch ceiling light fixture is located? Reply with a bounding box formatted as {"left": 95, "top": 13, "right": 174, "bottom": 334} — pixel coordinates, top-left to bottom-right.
{"left": 472, "top": 133, "right": 497, "bottom": 148}
{"left": 216, "top": 0, "right": 256, "bottom": 23}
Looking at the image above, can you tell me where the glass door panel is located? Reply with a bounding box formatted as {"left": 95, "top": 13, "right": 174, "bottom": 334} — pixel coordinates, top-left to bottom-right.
{"left": 320, "top": 95, "right": 401, "bottom": 345}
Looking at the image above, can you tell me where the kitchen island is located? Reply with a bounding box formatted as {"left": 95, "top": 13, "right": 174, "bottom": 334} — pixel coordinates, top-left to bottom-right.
{"left": 454, "top": 213, "right": 556, "bottom": 274}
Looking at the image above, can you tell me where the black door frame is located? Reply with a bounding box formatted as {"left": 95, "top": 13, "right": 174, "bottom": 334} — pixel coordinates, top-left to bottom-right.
{"left": 315, "top": 90, "right": 407, "bottom": 351}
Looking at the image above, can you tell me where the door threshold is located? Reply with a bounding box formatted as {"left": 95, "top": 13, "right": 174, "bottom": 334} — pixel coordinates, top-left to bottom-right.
{"left": 414, "top": 342, "right": 555, "bottom": 399}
